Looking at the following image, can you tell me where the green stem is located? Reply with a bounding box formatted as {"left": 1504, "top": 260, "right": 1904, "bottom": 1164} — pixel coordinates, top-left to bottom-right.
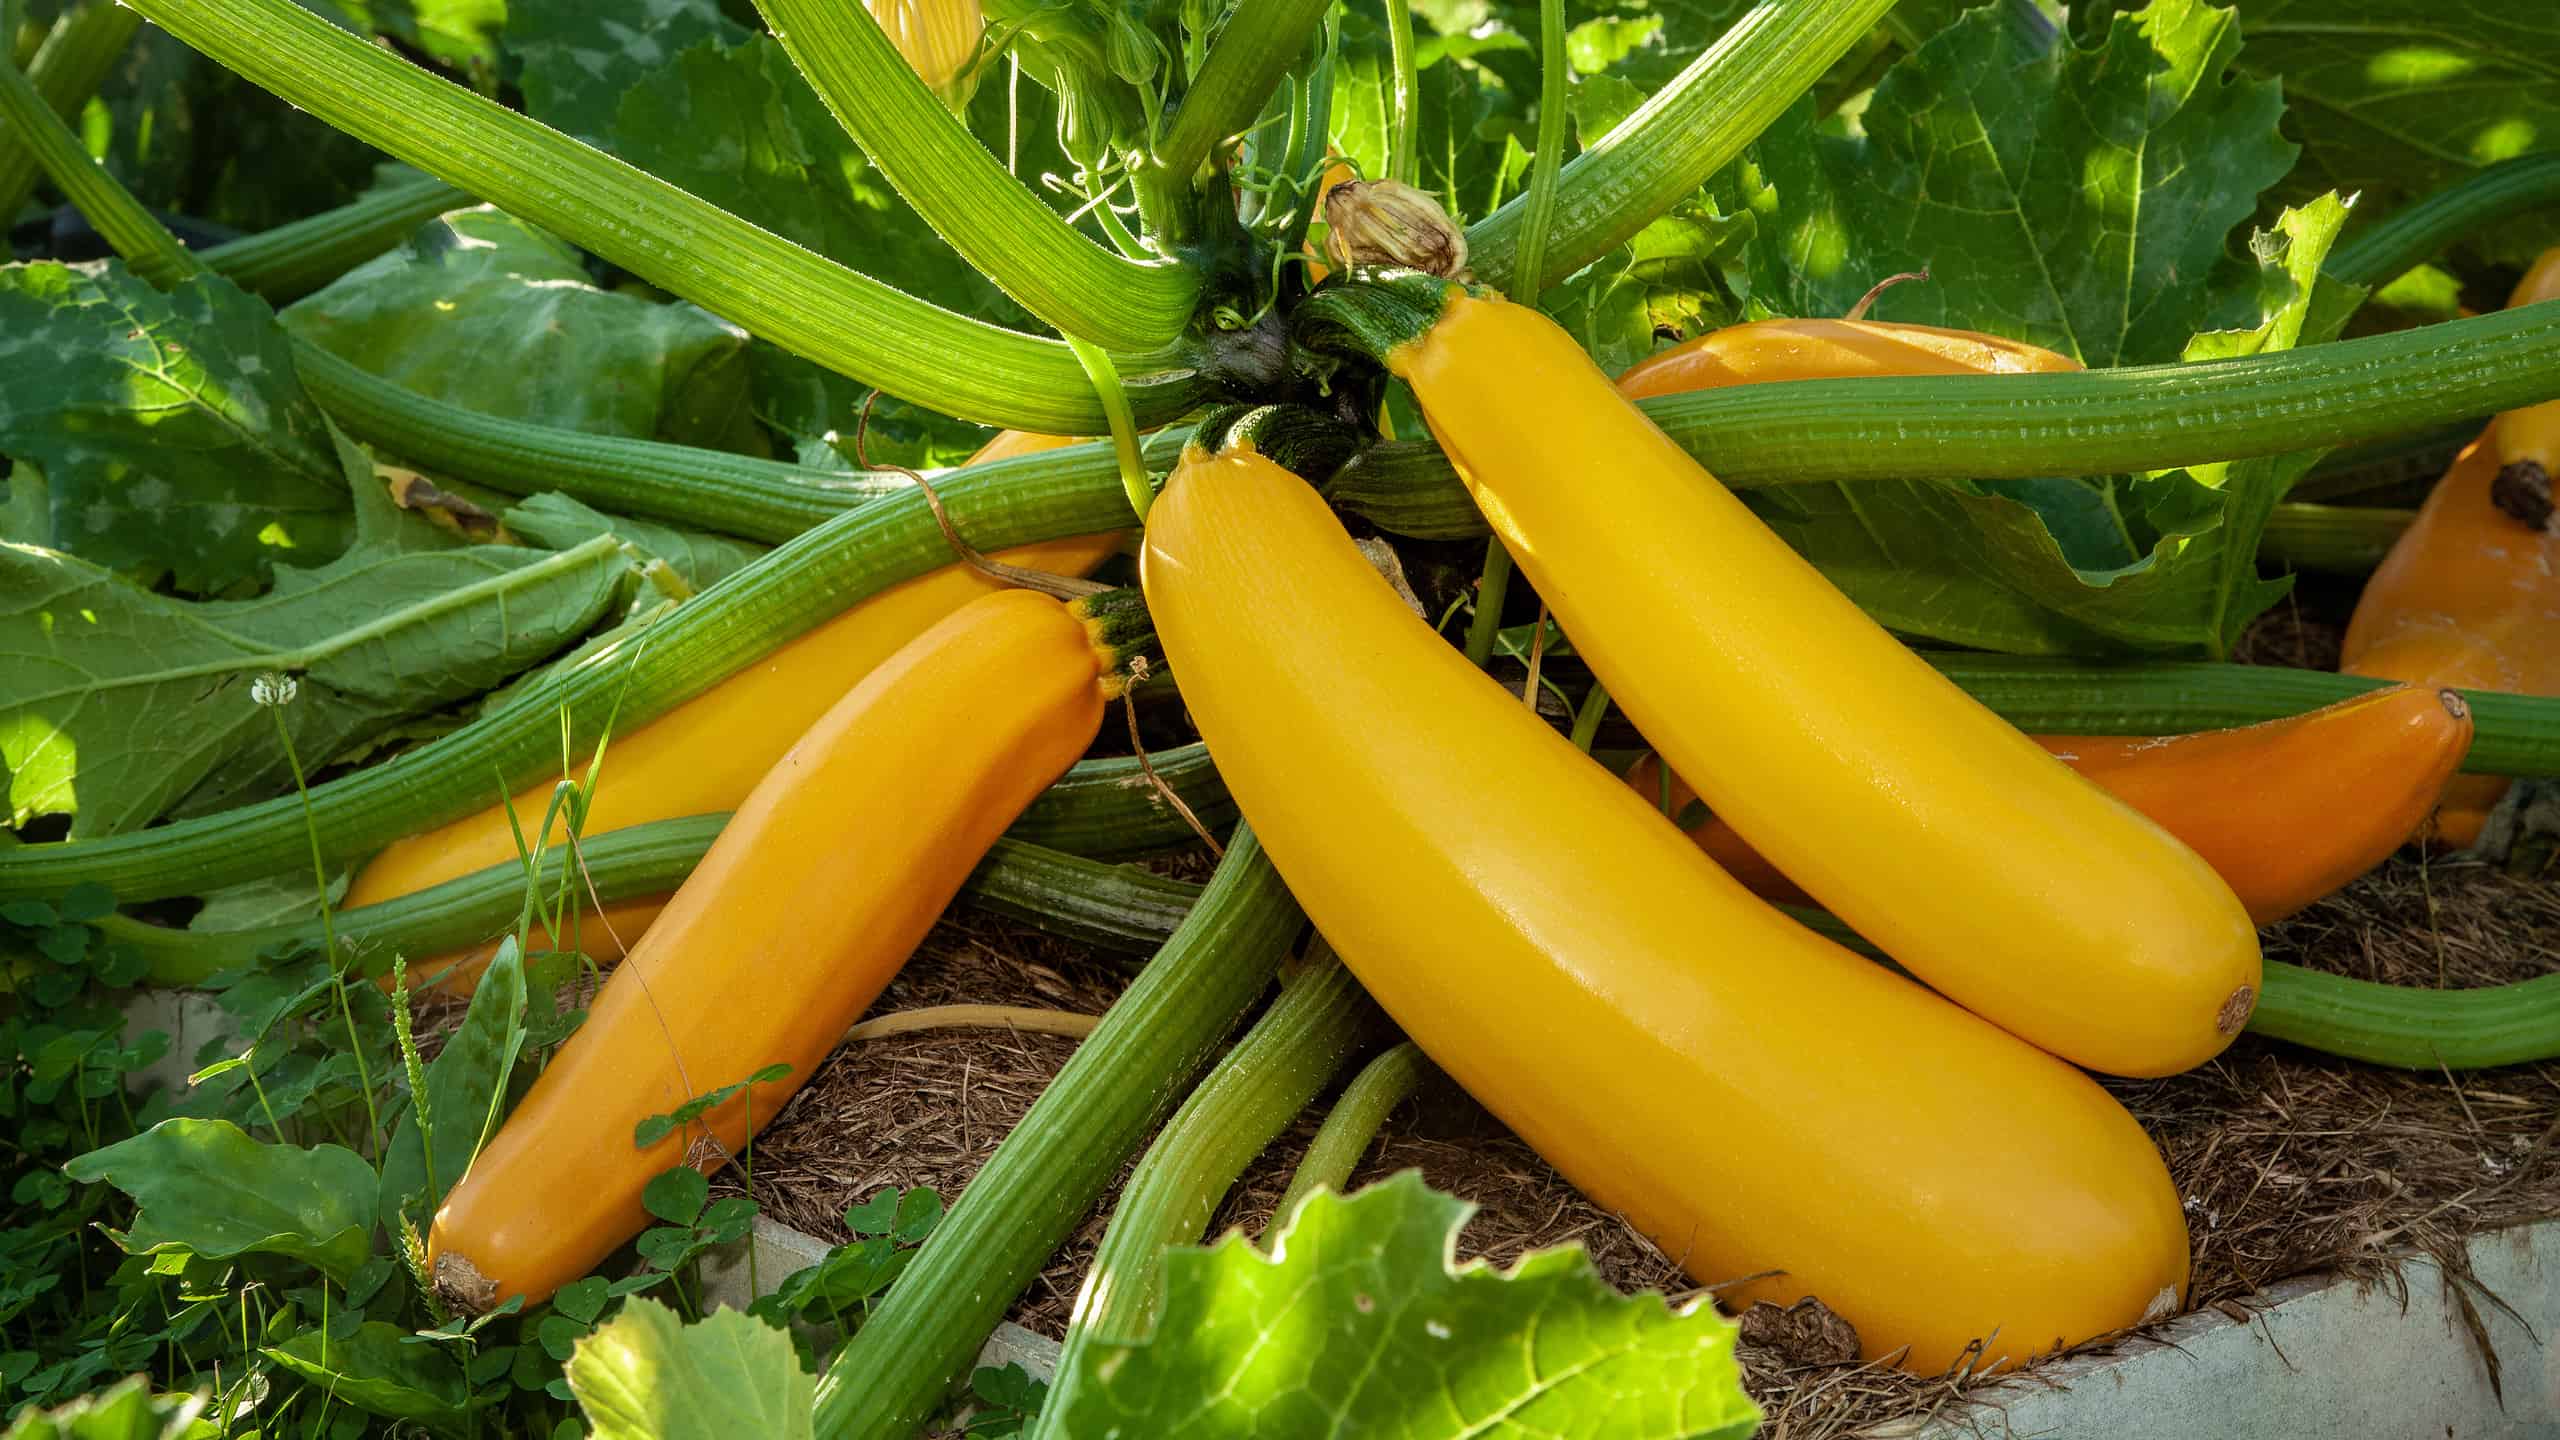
{"left": 199, "top": 177, "right": 472, "bottom": 301}
{"left": 1146, "top": 0, "right": 1336, "bottom": 238}
{"left": 115, "top": 0, "right": 1203, "bottom": 432}
{"left": 2327, "top": 152, "right": 2560, "bottom": 291}
{"left": 1506, "top": 0, "right": 1569, "bottom": 302}
{"left": 0, "top": 46, "right": 192, "bottom": 287}
{"left": 266, "top": 708, "right": 381, "bottom": 1156}
{"left": 751, "top": 0, "right": 1197, "bottom": 349}
{"left": 1321, "top": 303, "right": 2560, "bottom": 529}
{"left": 1568, "top": 680, "right": 1612, "bottom": 752}
{"left": 812, "top": 827, "right": 1305, "bottom": 1440}
{"left": 1033, "top": 945, "right": 1377, "bottom": 1435}
{"left": 1065, "top": 334, "right": 1156, "bottom": 522}
{"left": 1266, "top": 1040, "right": 1429, "bottom": 1239}
{"left": 2255, "top": 503, "right": 2412, "bottom": 576}
{"left": 0, "top": 0, "right": 138, "bottom": 226}
{"left": 1382, "top": 0, "right": 1417, "bottom": 187}
{"left": 1783, "top": 907, "right": 2560, "bottom": 1072}
{"left": 1459, "top": 539, "right": 1515, "bottom": 667}
{"left": 1463, "top": 0, "right": 1899, "bottom": 293}
{"left": 2291, "top": 421, "right": 2478, "bottom": 502}
{"left": 0, "top": 465, "right": 1140, "bottom": 904}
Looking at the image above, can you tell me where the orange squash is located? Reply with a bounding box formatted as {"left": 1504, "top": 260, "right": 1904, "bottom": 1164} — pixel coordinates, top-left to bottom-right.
{"left": 1633, "top": 685, "right": 2474, "bottom": 924}
{"left": 427, "top": 587, "right": 1130, "bottom": 1308}
{"left": 1616, "top": 316, "right": 2081, "bottom": 400}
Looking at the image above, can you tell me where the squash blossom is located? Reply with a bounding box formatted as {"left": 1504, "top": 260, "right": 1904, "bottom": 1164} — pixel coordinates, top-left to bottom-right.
{"left": 868, "top": 0, "right": 985, "bottom": 111}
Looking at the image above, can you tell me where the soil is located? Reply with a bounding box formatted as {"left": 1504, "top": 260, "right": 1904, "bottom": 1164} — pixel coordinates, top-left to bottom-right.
{"left": 727, "top": 599, "right": 2560, "bottom": 1438}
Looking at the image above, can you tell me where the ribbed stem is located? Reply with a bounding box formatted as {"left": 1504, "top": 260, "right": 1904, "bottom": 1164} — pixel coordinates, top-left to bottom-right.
{"left": 1463, "top": 0, "right": 1898, "bottom": 293}
{"left": 1149, "top": 0, "right": 1337, "bottom": 234}
{"left": 200, "top": 178, "right": 473, "bottom": 301}
{"left": 109, "top": 824, "right": 1199, "bottom": 985}
{"left": 2255, "top": 503, "right": 2412, "bottom": 576}
{"left": 0, "top": 463, "right": 1139, "bottom": 903}
{"left": 115, "top": 0, "right": 1206, "bottom": 432}
{"left": 2291, "top": 421, "right": 2478, "bottom": 502}
{"left": 1032, "top": 946, "right": 1377, "bottom": 1436}
{"left": 751, "top": 0, "right": 1197, "bottom": 349}
{"left": 812, "top": 828, "right": 1304, "bottom": 1440}
{"left": 1923, "top": 657, "right": 2559, "bottom": 778}
{"left": 1322, "top": 303, "right": 2560, "bottom": 534}
{"left": 0, "top": 50, "right": 193, "bottom": 287}
{"left": 1267, "top": 1040, "right": 1430, "bottom": 1237}
{"left": 1382, "top": 0, "right": 1417, "bottom": 187}
{"left": 1505, "top": 0, "right": 1569, "bottom": 302}
{"left": 2328, "top": 153, "right": 2560, "bottom": 290}
{"left": 1009, "top": 741, "right": 1238, "bottom": 857}
{"left": 0, "top": 0, "right": 138, "bottom": 224}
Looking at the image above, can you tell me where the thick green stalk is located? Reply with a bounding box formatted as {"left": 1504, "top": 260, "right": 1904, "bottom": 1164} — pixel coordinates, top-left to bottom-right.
{"left": 1382, "top": 0, "right": 1417, "bottom": 187}
{"left": 2291, "top": 421, "right": 2478, "bottom": 502}
{"left": 2256, "top": 503, "right": 2413, "bottom": 576}
{"left": 107, "top": 824, "right": 1199, "bottom": 985}
{"left": 0, "top": 0, "right": 138, "bottom": 225}
{"left": 2328, "top": 153, "right": 2560, "bottom": 291}
{"left": 0, "top": 462, "right": 1138, "bottom": 904}
{"left": 813, "top": 828, "right": 1304, "bottom": 1440}
{"left": 115, "top": 0, "right": 1204, "bottom": 432}
{"left": 1505, "top": 0, "right": 1569, "bottom": 302}
{"left": 1033, "top": 948, "right": 1378, "bottom": 1435}
{"left": 1322, "top": 302, "right": 2560, "bottom": 529}
{"left": 1923, "top": 657, "right": 2559, "bottom": 778}
{"left": 1464, "top": 0, "right": 1898, "bottom": 292}
{"left": 1010, "top": 742, "right": 1239, "bottom": 857}
{"left": 0, "top": 47, "right": 192, "bottom": 286}
{"left": 200, "top": 177, "right": 473, "bottom": 301}
{"left": 751, "top": 0, "right": 1196, "bottom": 349}
{"left": 1783, "top": 908, "right": 2560, "bottom": 1072}
{"left": 1267, "top": 1040, "right": 1429, "bottom": 1237}
{"left": 1144, "top": 0, "right": 1337, "bottom": 238}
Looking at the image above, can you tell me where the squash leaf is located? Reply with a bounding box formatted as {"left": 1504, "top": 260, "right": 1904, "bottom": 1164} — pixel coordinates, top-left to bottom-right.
{"left": 1049, "top": 1172, "right": 1758, "bottom": 1439}
{"left": 0, "top": 264, "right": 354, "bottom": 596}
{"left": 62, "top": 1117, "right": 378, "bottom": 1283}
{"left": 262, "top": 1322, "right": 474, "bottom": 1434}
{"left": 282, "top": 208, "right": 764, "bottom": 455}
{"left": 0, "top": 430, "right": 626, "bottom": 836}
{"left": 565, "top": 1298, "right": 815, "bottom": 1440}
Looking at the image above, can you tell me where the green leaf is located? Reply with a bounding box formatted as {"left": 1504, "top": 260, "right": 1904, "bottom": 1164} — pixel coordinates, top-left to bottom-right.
{"left": 0, "top": 440, "right": 626, "bottom": 835}
{"left": 1723, "top": 0, "right": 2294, "bottom": 367}
{"left": 62, "top": 1117, "right": 377, "bottom": 1282}
{"left": 311, "top": 0, "right": 508, "bottom": 76}
{"left": 503, "top": 494, "right": 767, "bottom": 595}
{"left": 2190, "top": 0, "right": 2560, "bottom": 269}
{"left": 1053, "top": 1172, "right": 1758, "bottom": 1438}
{"left": 0, "top": 265, "right": 354, "bottom": 595}
{"left": 0, "top": 1376, "right": 217, "bottom": 1440}
{"left": 564, "top": 1298, "right": 815, "bottom": 1440}
{"left": 379, "top": 938, "right": 529, "bottom": 1226}
{"left": 641, "top": 1168, "right": 709, "bottom": 1228}
{"left": 506, "top": 0, "right": 747, "bottom": 144}
{"left": 263, "top": 1322, "right": 473, "bottom": 1432}
{"left": 188, "top": 872, "right": 343, "bottom": 934}
{"left": 282, "top": 208, "right": 763, "bottom": 454}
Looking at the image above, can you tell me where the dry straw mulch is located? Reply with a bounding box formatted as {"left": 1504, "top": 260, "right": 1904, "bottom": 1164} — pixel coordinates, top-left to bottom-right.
{"left": 738, "top": 848, "right": 2559, "bottom": 1438}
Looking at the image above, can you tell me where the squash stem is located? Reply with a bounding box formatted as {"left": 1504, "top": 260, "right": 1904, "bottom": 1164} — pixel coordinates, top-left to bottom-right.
{"left": 1065, "top": 335, "right": 1158, "bottom": 523}
{"left": 1460, "top": 541, "right": 1516, "bottom": 667}
{"left": 1382, "top": 0, "right": 1418, "bottom": 187}
{"left": 200, "top": 177, "right": 472, "bottom": 302}
{"left": 2328, "top": 153, "right": 2560, "bottom": 291}
{"left": 1031, "top": 944, "right": 1380, "bottom": 1435}
{"left": 750, "top": 0, "right": 1198, "bottom": 350}
{"left": 1264, "top": 1040, "right": 1431, "bottom": 1241}
{"left": 1505, "top": 0, "right": 1570, "bottom": 303}
{"left": 811, "top": 827, "right": 1306, "bottom": 1440}
{"left": 0, "top": 0, "right": 139, "bottom": 223}
{"left": 1146, "top": 0, "right": 1337, "bottom": 243}
{"left": 1463, "top": 0, "right": 1899, "bottom": 294}
{"left": 2256, "top": 503, "right": 2414, "bottom": 576}
{"left": 113, "top": 0, "right": 1202, "bottom": 433}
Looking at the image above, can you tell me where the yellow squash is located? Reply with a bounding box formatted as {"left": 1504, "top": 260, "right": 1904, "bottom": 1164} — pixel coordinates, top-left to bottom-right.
{"left": 427, "top": 588, "right": 1121, "bottom": 1308}
{"left": 1143, "top": 439, "right": 2189, "bottom": 1373}
{"left": 1387, "top": 287, "right": 2260, "bottom": 1078}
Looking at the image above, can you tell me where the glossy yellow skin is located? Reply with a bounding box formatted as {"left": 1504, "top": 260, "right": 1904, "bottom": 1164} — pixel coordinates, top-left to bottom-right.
{"left": 1394, "top": 292, "right": 2260, "bottom": 1078}
{"left": 957, "top": 429, "right": 1081, "bottom": 465}
{"left": 1144, "top": 443, "right": 2189, "bottom": 1373}
{"left": 428, "top": 589, "right": 1108, "bottom": 1307}
{"left": 345, "top": 533, "right": 1117, "bottom": 910}
{"left": 1616, "top": 317, "right": 2081, "bottom": 401}
{"left": 2495, "top": 250, "right": 2560, "bottom": 475}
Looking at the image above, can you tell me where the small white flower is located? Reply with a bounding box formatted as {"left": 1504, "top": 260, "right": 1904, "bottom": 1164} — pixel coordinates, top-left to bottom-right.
{"left": 251, "top": 672, "right": 300, "bottom": 707}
